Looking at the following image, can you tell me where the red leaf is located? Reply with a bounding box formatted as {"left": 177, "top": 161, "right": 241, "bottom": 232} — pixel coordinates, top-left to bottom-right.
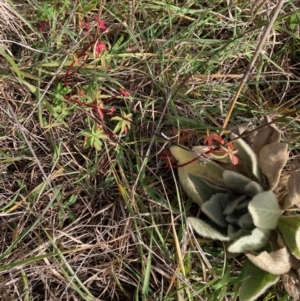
{"left": 204, "top": 133, "right": 225, "bottom": 146}
{"left": 81, "top": 21, "right": 91, "bottom": 31}
{"left": 96, "top": 107, "right": 104, "bottom": 120}
{"left": 95, "top": 17, "right": 107, "bottom": 31}
{"left": 120, "top": 89, "right": 130, "bottom": 97}
{"left": 95, "top": 41, "right": 107, "bottom": 56}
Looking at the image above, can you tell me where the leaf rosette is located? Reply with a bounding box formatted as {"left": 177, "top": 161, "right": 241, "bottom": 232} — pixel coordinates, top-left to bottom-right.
{"left": 170, "top": 117, "right": 286, "bottom": 253}
{"left": 169, "top": 117, "right": 300, "bottom": 300}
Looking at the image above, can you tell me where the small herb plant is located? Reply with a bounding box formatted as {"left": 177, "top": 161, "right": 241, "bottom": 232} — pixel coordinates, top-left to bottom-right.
{"left": 81, "top": 122, "right": 109, "bottom": 151}
{"left": 60, "top": 16, "right": 132, "bottom": 150}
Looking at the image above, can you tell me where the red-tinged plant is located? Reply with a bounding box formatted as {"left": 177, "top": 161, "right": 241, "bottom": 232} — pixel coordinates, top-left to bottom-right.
{"left": 172, "top": 127, "right": 193, "bottom": 144}
{"left": 159, "top": 149, "right": 178, "bottom": 168}
{"left": 220, "top": 142, "right": 239, "bottom": 165}
{"left": 111, "top": 110, "right": 133, "bottom": 135}
{"left": 81, "top": 124, "right": 109, "bottom": 151}
{"left": 120, "top": 89, "right": 130, "bottom": 97}
{"left": 95, "top": 102, "right": 116, "bottom": 120}
{"left": 38, "top": 19, "right": 49, "bottom": 33}
{"left": 81, "top": 21, "right": 91, "bottom": 31}
{"left": 207, "top": 141, "right": 239, "bottom": 165}
{"left": 203, "top": 131, "right": 239, "bottom": 165}
{"left": 64, "top": 17, "right": 108, "bottom": 86}
{"left": 204, "top": 131, "right": 225, "bottom": 146}
{"left": 94, "top": 40, "right": 107, "bottom": 56}
{"left": 59, "top": 12, "right": 135, "bottom": 149}
{"left": 160, "top": 129, "right": 239, "bottom": 169}
{"left": 95, "top": 16, "right": 107, "bottom": 31}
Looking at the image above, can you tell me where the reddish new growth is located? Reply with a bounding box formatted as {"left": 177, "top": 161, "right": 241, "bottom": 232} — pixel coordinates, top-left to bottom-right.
{"left": 220, "top": 142, "right": 239, "bottom": 165}
{"left": 81, "top": 21, "right": 91, "bottom": 31}
{"left": 94, "top": 41, "right": 107, "bottom": 56}
{"left": 120, "top": 89, "right": 131, "bottom": 97}
{"left": 204, "top": 132, "right": 225, "bottom": 146}
{"left": 172, "top": 127, "right": 192, "bottom": 144}
{"left": 64, "top": 88, "right": 131, "bottom": 121}
{"left": 95, "top": 102, "right": 116, "bottom": 120}
{"left": 159, "top": 149, "right": 176, "bottom": 168}
{"left": 161, "top": 130, "right": 239, "bottom": 169}
{"left": 204, "top": 131, "right": 239, "bottom": 165}
{"left": 64, "top": 17, "right": 107, "bottom": 87}
{"left": 95, "top": 16, "right": 107, "bottom": 31}
{"left": 38, "top": 20, "right": 49, "bottom": 33}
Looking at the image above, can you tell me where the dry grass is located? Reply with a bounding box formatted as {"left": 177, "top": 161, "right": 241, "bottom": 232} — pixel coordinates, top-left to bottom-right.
{"left": 0, "top": 0, "right": 300, "bottom": 300}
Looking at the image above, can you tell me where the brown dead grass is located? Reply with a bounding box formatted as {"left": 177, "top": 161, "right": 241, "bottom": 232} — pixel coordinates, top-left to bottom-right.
{"left": 1, "top": 0, "right": 300, "bottom": 301}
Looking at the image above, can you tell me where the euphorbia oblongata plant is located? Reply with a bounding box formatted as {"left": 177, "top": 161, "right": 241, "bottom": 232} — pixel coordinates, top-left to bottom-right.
{"left": 169, "top": 116, "right": 300, "bottom": 301}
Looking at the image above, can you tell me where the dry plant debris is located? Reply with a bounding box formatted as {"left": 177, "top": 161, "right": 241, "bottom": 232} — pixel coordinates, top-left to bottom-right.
{"left": 0, "top": 1, "right": 300, "bottom": 301}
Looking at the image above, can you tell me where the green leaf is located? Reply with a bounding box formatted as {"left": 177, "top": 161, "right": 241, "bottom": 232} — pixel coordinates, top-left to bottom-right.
{"left": 248, "top": 191, "right": 281, "bottom": 230}
{"left": 228, "top": 228, "right": 270, "bottom": 253}
{"left": 188, "top": 174, "right": 232, "bottom": 205}
{"left": 239, "top": 258, "right": 279, "bottom": 301}
{"left": 169, "top": 146, "right": 226, "bottom": 187}
{"left": 0, "top": 47, "right": 22, "bottom": 79}
{"left": 223, "top": 195, "right": 247, "bottom": 215}
{"left": 277, "top": 215, "right": 300, "bottom": 259}
{"left": 238, "top": 212, "right": 254, "bottom": 230}
{"left": 188, "top": 217, "right": 230, "bottom": 241}
{"left": 177, "top": 168, "right": 204, "bottom": 205}
{"left": 246, "top": 247, "right": 291, "bottom": 275}
{"left": 202, "top": 193, "right": 232, "bottom": 227}
{"left": 223, "top": 170, "right": 263, "bottom": 197}
{"left": 223, "top": 170, "right": 252, "bottom": 191}
{"left": 232, "top": 136, "right": 262, "bottom": 183}
{"left": 0, "top": 48, "right": 36, "bottom": 93}
{"left": 244, "top": 181, "right": 263, "bottom": 197}
{"left": 228, "top": 225, "right": 251, "bottom": 240}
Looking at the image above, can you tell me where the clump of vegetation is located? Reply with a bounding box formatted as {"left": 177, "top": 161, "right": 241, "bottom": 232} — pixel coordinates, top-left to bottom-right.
{"left": 1, "top": 0, "right": 300, "bottom": 300}
{"left": 170, "top": 117, "right": 300, "bottom": 300}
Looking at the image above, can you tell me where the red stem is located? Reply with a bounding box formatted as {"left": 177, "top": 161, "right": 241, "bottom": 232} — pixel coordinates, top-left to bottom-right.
{"left": 64, "top": 38, "right": 98, "bottom": 87}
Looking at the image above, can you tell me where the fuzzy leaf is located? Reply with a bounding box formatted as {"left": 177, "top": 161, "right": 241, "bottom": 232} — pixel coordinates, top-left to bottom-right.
{"left": 229, "top": 123, "right": 249, "bottom": 136}
{"left": 223, "top": 170, "right": 252, "bottom": 190}
{"left": 238, "top": 212, "right": 254, "bottom": 230}
{"left": 177, "top": 169, "right": 230, "bottom": 206}
{"left": 228, "top": 225, "right": 251, "bottom": 240}
{"left": 223, "top": 170, "right": 263, "bottom": 197}
{"left": 177, "top": 167, "right": 203, "bottom": 205}
{"left": 236, "top": 199, "right": 250, "bottom": 210}
{"left": 286, "top": 169, "right": 300, "bottom": 208}
{"left": 188, "top": 174, "right": 232, "bottom": 203}
{"left": 282, "top": 271, "right": 300, "bottom": 300}
{"left": 226, "top": 211, "right": 239, "bottom": 225}
{"left": 228, "top": 228, "right": 270, "bottom": 253}
{"left": 244, "top": 181, "right": 263, "bottom": 197}
{"left": 246, "top": 248, "right": 291, "bottom": 275}
{"left": 202, "top": 193, "right": 232, "bottom": 227}
{"left": 232, "top": 137, "right": 262, "bottom": 183}
{"left": 170, "top": 146, "right": 226, "bottom": 187}
{"left": 188, "top": 217, "right": 230, "bottom": 241}
{"left": 239, "top": 258, "right": 279, "bottom": 301}
{"left": 259, "top": 142, "right": 288, "bottom": 190}
{"left": 223, "top": 195, "right": 247, "bottom": 215}
{"left": 277, "top": 216, "right": 300, "bottom": 259}
{"left": 248, "top": 191, "right": 281, "bottom": 230}
{"left": 169, "top": 145, "right": 197, "bottom": 162}
{"left": 251, "top": 116, "right": 281, "bottom": 155}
